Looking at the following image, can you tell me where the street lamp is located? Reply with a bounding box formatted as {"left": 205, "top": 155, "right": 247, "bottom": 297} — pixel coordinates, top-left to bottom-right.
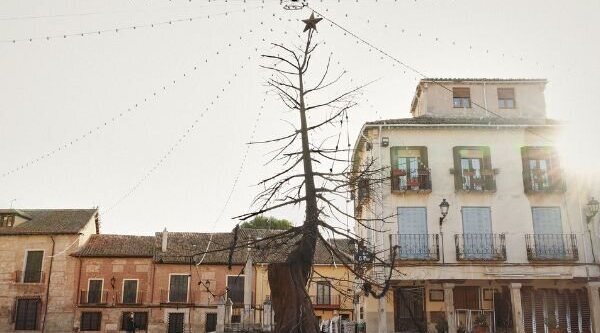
{"left": 438, "top": 199, "right": 450, "bottom": 263}
{"left": 439, "top": 199, "right": 450, "bottom": 226}
{"left": 585, "top": 197, "right": 599, "bottom": 263}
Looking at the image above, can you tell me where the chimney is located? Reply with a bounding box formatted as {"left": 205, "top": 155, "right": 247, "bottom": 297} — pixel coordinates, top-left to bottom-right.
{"left": 162, "top": 228, "right": 168, "bottom": 252}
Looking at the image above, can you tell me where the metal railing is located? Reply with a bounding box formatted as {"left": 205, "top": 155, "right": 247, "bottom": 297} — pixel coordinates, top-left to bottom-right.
{"left": 390, "top": 234, "right": 439, "bottom": 261}
{"left": 525, "top": 234, "right": 579, "bottom": 261}
{"left": 15, "top": 270, "right": 45, "bottom": 283}
{"left": 309, "top": 294, "right": 341, "bottom": 308}
{"left": 455, "top": 234, "right": 506, "bottom": 261}
{"left": 79, "top": 290, "right": 109, "bottom": 305}
{"left": 115, "top": 291, "right": 145, "bottom": 305}
{"left": 160, "top": 289, "right": 196, "bottom": 304}
{"left": 459, "top": 172, "right": 495, "bottom": 192}
{"left": 455, "top": 309, "right": 495, "bottom": 333}
{"left": 391, "top": 169, "right": 432, "bottom": 192}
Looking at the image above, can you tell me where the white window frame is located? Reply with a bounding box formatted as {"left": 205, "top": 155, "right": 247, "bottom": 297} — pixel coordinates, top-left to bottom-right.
{"left": 168, "top": 273, "right": 190, "bottom": 303}
{"left": 121, "top": 278, "right": 139, "bottom": 304}
{"left": 87, "top": 278, "right": 104, "bottom": 303}
{"left": 21, "top": 249, "right": 45, "bottom": 283}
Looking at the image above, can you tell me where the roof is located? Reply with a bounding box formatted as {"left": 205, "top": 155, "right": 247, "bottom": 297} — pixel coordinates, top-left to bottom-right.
{"left": 74, "top": 234, "right": 155, "bottom": 258}
{"left": 420, "top": 78, "right": 547, "bottom": 83}
{"left": 0, "top": 209, "right": 98, "bottom": 235}
{"left": 154, "top": 229, "right": 355, "bottom": 265}
{"left": 365, "top": 116, "right": 562, "bottom": 126}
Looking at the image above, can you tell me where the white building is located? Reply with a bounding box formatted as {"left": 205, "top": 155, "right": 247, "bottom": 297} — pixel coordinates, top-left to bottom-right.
{"left": 351, "top": 78, "right": 600, "bottom": 333}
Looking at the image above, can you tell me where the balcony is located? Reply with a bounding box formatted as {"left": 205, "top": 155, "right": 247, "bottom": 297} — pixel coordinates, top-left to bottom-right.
{"left": 160, "top": 289, "right": 196, "bottom": 304}
{"left": 309, "top": 294, "right": 340, "bottom": 309}
{"left": 390, "top": 234, "right": 439, "bottom": 261}
{"left": 455, "top": 234, "right": 506, "bottom": 261}
{"left": 79, "top": 290, "right": 109, "bottom": 305}
{"left": 391, "top": 169, "right": 431, "bottom": 193}
{"left": 15, "top": 270, "right": 45, "bottom": 283}
{"left": 459, "top": 172, "right": 496, "bottom": 192}
{"left": 525, "top": 234, "right": 579, "bottom": 261}
{"left": 115, "top": 291, "right": 145, "bottom": 305}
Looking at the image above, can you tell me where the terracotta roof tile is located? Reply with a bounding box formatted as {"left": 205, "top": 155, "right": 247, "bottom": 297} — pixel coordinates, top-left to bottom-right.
{"left": 0, "top": 209, "right": 97, "bottom": 235}
{"left": 74, "top": 234, "right": 155, "bottom": 257}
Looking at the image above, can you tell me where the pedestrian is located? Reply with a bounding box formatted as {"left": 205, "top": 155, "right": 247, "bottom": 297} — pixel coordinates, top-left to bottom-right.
{"left": 125, "top": 312, "right": 136, "bottom": 333}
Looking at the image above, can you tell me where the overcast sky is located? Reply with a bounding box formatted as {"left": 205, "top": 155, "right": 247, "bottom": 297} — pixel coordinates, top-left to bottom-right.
{"left": 1, "top": 0, "right": 599, "bottom": 235}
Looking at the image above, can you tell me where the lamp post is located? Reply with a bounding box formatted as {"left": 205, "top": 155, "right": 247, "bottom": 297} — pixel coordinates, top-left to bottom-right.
{"left": 585, "top": 197, "right": 599, "bottom": 262}
{"left": 439, "top": 199, "right": 450, "bottom": 263}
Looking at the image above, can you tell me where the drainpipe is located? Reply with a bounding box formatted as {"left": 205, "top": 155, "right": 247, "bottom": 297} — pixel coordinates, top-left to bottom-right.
{"left": 73, "top": 256, "right": 83, "bottom": 331}
{"left": 41, "top": 235, "right": 56, "bottom": 333}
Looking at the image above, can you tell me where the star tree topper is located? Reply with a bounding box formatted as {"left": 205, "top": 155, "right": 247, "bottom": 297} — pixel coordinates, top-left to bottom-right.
{"left": 302, "top": 12, "right": 322, "bottom": 32}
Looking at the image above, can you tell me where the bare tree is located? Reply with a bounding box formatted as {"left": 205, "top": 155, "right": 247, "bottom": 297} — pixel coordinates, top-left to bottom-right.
{"left": 234, "top": 14, "right": 399, "bottom": 333}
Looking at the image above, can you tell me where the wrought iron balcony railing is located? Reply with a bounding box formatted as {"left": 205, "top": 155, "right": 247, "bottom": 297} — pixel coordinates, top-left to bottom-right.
{"left": 15, "top": 270, "right": 45, "bottom": 283}
{"left": 160, "top": 289, "right": 195, "bottom": 304}
{"left": 309, "top": 294, "right": 341, "bottom": 308}
{"left": 391, "top": 168, "right": 432, "bottom": 192}
{"left": 390, "top": 234, "right": 439, "bottom": 261}
{"left": 525, "top": 234, "right": 579, "bottom": 261}
{"left": 115, "top": 291, "right": 145, "bottom": 305}
{"left": 79, "top": 290, "right": 109, "bottom": 305}
{"left": 455, "top": 234, "right": 506, "bottom": 261}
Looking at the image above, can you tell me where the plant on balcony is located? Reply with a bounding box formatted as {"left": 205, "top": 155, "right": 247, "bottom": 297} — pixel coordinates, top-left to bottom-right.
{"left": 473, "top": 314, "right": 489, "bottom": 333}
{"left": 392, "top": 169, "right": 407, "bottom": 176}
{"left": 545, "top": 314, "right": 562, "bottom": 333}
{"left": 462, "top": 169, "right": 476, "bottom": 176}
{"left": 407, "top": 178, "right": 420, "bottom": 187}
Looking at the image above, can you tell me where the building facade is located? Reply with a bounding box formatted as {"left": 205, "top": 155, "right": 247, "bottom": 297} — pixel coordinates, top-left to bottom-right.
{"left": 0, "top": 209, "right": 99, "bottom": 333}
{"left": 352, "top": 78, "right": 600, "bottom": 333}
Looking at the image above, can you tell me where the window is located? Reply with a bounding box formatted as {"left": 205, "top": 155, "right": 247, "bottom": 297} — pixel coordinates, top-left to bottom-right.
{"left": 80, "top": 312, "right": 102, "bottom": 331}
{"left": 121, "top": 312, "right": 148, "bottom": 330}
{"left": 453, "top": 87, "right": 471, "bottom": 108}
{"left": 23, "top": 250, "right": 43, "bottom": 283}
{"left": 397, "top": 208, "right": 428, "bottom": 259}
{"left": 521, "top": 147, "right": 563, "bottom": 192}
{"left": 394, "top": 288, "right": 424, "bottom": 332}
{"left": 452, "top": 147, "right": 496, "bottom": 192}
{"left": 461, "top": 207, "right": 493, "bottom": 259}
{"left": 122, "top": 280, "right": 138, "bottom": 304}
{"left": 357, "top": 178, "right": 370, "bottom": 202}
{"left": 316, "top": 281, "right": 331, "bottom": 305}
{"left": 14, "top": 298, "right": 40, "bottom": 330}
{"left": 167, "top": 313, "right": 184, "bottom": 333}
{"left": 390, "top": 147, "right": 430, "bottom": 191}
{"left": 205, "top": 313, "right": 218, "bottom": 332}
{"left": 169, "top": 275, "right": 189, "bottom": 303}
{"left": 531, "top": 207, "right": 565, "bottom": 258}
{"left": 227, "top": 275, "right": 245, "bottom": 304}
{"left": 87, "top": 279, "right": 103, "bottom": 304}
{"left": 1, "top": 214, "right": 15, "bottom": 227}
{"left": 497, "top": 88, "right": 515, "bottom": 109}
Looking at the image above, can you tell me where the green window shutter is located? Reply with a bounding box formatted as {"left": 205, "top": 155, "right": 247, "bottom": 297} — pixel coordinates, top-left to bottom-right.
{"left": 521, "top": 147, "right": 532, "bottom": 193}
{"left": 452, "top": 147, "right": 463, "bottom": 191}
{"left": 548, "top": 147, "right": 565, "bottom": 192}
{"left": 481, "top": 146, "right": 496, "bottom": 191}
{"left": 418, "top": 147, "right": 431, "bottom": 190}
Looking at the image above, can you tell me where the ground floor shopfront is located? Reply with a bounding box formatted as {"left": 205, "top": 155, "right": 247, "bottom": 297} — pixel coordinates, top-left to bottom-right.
{"left": 362, "top": 279, "right": 600, "bottom": 333}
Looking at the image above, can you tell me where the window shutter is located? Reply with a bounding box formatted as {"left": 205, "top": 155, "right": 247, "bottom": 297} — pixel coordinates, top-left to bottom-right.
{"left": 497, "top": 88, "right": 515, "bottom": 99}
{"left": 481, "top": 147, "right": 496, "bottom": 191}
{"left": 521, "top": 147, "right": 532, "bottom": 192}
{"left": 452, "top": 147, "right": 463, "bottom": 191}
{"left": 453, "top": 87, "right": 470, "bottom": 98}
{"left": 417, "top": 147, "right": 431, "bottom": 190}
{"left": 548, "top": 148, "right": 565, "bottom": 192}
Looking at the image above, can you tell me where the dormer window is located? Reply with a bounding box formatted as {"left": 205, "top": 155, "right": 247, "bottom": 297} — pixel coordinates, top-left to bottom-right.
{"left": 0, "top": 214, "right": 15, "bottom": 227}
{"left": 453, "top": 88, "right": 471, "bottom": 108}
{"left": 498, "top": 88, "right": 516, "bottom": 109}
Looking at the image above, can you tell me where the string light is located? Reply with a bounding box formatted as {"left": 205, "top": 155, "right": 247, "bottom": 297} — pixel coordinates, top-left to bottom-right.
{"left": 1, "top": 5, "right": 262, "bottom": 44}
{"left": 0, "top": 20, "right": 266, "bottom": 180}
{"left": 306, "top": 6, "right": 556, "bottom": 141}
{"left": 103, "top": 19, "right": 281, "bottom": 215}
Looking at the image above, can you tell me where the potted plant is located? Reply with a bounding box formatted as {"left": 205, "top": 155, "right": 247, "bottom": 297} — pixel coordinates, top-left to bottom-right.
{"left": 392, "top": 169, "right": 407, "bottom": 176}
{"left": 473, "top": 313, "right": 489, "bottom": 333}
{"left": 434, "top": 317, "right": 448, "bottom": 333}
{"left": 545, "top": 314, "right": 561, "bottom": 333}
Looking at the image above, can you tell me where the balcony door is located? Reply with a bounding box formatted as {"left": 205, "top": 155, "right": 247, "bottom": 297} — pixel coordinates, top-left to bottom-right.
{"left": 532, "top": 207, "right": 565, "bottom": 258}
{"left": 462, "top": 207, "right": 493, "bottom": 259}
{"left": 397, "top": 207, "right": 428, "bottom": 259}
{"left": 23, "top": 251, "right": 43, "bottom": 283}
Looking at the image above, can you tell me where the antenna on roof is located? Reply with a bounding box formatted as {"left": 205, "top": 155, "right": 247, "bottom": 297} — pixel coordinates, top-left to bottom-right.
{"left": 9, "top": 198, "right": 16, "bottom": 209}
